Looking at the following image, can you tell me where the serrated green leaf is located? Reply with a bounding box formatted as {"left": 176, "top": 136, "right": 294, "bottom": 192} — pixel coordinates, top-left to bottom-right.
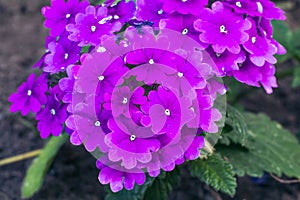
{"left": 292, "top": 64, "right": 300, "bottom": 88}
{"left": 220, "top": 106, "right": 248, "bottom": 146}
{"left": 190, "top": 153, "right": 237, "bottom": 197}
{"left": 144, "top": 168, "right": 180, "bottom": 200}
{"left": 21, "top": 134, "right": 68, "bottom": 199}
{"left": 218, "top": 113, "right": 300, "bottom": 179}
{"left": 105, "top": 177, "right": 155, "bottom": 200}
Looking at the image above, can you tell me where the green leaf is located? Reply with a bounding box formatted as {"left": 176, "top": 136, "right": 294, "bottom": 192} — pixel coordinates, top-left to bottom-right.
{"left": 190, "top": 153, "right": 237, "bottom": 197}
{"left": 292, "top": 64, "right": 300, "bottom": 88}
{"left": 105, "top": 177, "right": 155, "bottom": 200}
{"left": 144, "top": 168, "right": 180, "bottom": 200}
{"left": 218, "top": 113, "right": 300, "bottom": 179}
{"left": 21, "top": 134, "right": 68, "bottom": 199}
{"left": 220, "top": 106, "right": 248, "bottom": 146}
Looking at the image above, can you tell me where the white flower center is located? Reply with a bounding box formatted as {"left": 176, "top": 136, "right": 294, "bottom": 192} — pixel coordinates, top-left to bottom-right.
{"left": 91, "top": 25, "right": 97, "bottom": 32}
{"left": 182, "top": 0, "right": 187, "bottom": 2}
{"left": 182, "top": 28, "right": 188, "bottom": 35}
{"left": 97, "top": 46, "right": 107, "bottom": 52}
{"left": 257, "top": 2, "right": 263, "bottom": 14}
{"left": 165, "top": 109, "right": 171, "bottom": 116}
{"left": 220, "top": 25, "right": 228, "bottom": 34}
{"left": 157, "top": 9, "right": 163, "bottom": 15}
{"left": 65, "top": 13, "right": 71, "bottom": 19}
{"left": 98, "top": 75, "right": 105, "bottom": 81}
{"left": 235, "top": 1, "right": 242, "bottom": 8}
{"left": 113, "top": 15, "right": 119, "bottom": 19}
{"left": 99, "top": 16, "right": 113, "bottom": 24}
{"left": 251, "top": 36, "right": 256, "bottom": 44}
{"left": 94, "top": 121, "right": 101, "bottom": 127}
{"left": 27, "top": 90, "right": 32, "bottom": 96}
{"left": 122, "top": 97, "right": 128, "bottom": 104}
{"left": 64, "top": 53, "right": 69, "bottom": 60}
{"left": 130, "top": 134, "right": 136, "bottom": 141}
{"left": 50, "top": 109, "right": 56, "bottom": 116}
{"left": 149, "top": 59, "right": 154, "bottom": 64}
{"left": 177, "top": 72, "right": 184, "bottom": 77}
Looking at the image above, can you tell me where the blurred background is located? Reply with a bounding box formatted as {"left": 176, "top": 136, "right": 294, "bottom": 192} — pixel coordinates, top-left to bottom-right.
{"left": 0, "top": 0, "right": 299, "bottom": 199}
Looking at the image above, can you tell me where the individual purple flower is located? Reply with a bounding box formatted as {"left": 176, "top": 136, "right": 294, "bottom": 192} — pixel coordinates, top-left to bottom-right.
{"left": 194, "top": 1, "right": 251, "bottom": 54}
{"left": 66, "top": 6, "right": 121, "bottom": 46}
{"left": 97, "top": 160, "right": 146, "bottom": 192}
{"left": 125, "top": 48, "right": 173, "bottom": 84}
{"left": 148, "top": 86, "right": 193, "bottom": 136}
{"left": 42, "top": 0, "right": 89, "bottom": 37}
{"left": 232, "top": 58, "right": 278, "bottom": 93}
{"left": 105, "top": 118, "right": 160, "bottom": 169}
{"left": 76, "top": 53, "right": 128, "bottom": 96}
{"left": 71, "top": 95, "right": 111, "bottom": 152}
{"left": 160, "top": 0, "right": 208, "bottom": 16}
{"left": 44, "top": 34, "right": 81, "bottom": 73}
{"left": 161, "top": 51, "right": 207, "bottom": 93}
{"left": 9, "top": 74, "right": 48, "bottom": 116}
{"left": 108, "top": 0, "right": 136, "bottom": 24}
{"left": 159, "top": 14, "right": 208, "bottom": 48}
{"left": 36, "top": 89, "right": 68, "bottom": 139}
{"left": 243, "top": 20, "right": 277, "bottom": 67}
{"left": 136, "top": 0, "right": 168, "bottom": 27}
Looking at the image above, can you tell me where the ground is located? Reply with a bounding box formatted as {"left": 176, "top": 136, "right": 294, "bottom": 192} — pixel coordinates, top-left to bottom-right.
{"left": 0, "top": 0, "right": 299, "bottom": 199}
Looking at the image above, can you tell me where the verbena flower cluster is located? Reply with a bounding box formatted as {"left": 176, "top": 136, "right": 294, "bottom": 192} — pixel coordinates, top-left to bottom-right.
{"left": 9, "top": 0, "right": 285, "bottom": 192}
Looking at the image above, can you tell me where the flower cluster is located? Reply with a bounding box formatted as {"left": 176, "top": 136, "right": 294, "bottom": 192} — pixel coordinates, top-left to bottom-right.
{"left": 137, "top": 0, "right": 286, "bottom": 93}
{"left": 68, "top": 27, "right": 225, "bottom": 191}
{"left": 9, "top": 0, "right": 286, "bottom": 193}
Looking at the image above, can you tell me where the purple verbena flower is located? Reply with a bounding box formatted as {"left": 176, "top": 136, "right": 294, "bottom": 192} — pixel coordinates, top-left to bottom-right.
{"left": 9, "top": 74, "right": 48, "bottom": 116}
{"left": 66, "top": 6, "right": 121, "bottom": 46}
{"left": 105, "top": 118, "right": 160, "bottom": 169}
{"left": 243, "top": 19, "right": 277, "bottom": 67}
{"left": 36, "top": 89, "right": 68, "bottom": 139}
{"left": 194, "top": 1, "right": 251, "bottom": 54}
{"left": 97, "top": 160, "right": 146, "bottom": 192}
{"left": 44, "top": 34, "right": 81, "bottom": 73}
{"left": 42, "top": 0, "right": 89, "bottom": 37}
{"left": 136, "top": 0, "right": 168, "bottom": 27}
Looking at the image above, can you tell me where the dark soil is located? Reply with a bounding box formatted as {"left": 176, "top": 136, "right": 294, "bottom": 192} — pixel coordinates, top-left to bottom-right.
{"left": 0, "top": 1, "right": 299, "bottom": 200}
